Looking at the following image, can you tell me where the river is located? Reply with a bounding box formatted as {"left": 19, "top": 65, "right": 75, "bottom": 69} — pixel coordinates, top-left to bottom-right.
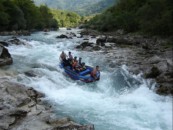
{"left": 1, "top": 28, "right": 172, "bottom": 130}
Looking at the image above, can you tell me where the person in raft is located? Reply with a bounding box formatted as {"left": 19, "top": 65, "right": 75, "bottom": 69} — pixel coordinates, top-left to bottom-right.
{"left": 91, "top": 66, "right": 100, "bottom": 80}
{"left": 72, "top": 56, "right": 78, "bottom": 70}
{"left": 60, "top": 51, "right": 67, "bottom": 63}
{"left": 68, "top": 51, "right": 73, "bottom": 62}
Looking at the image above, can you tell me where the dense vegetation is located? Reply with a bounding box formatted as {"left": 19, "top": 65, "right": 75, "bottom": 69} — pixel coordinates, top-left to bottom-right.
{"left": 33, "top": 0, "right": 115, "bottom": 16}
{"left": 51, "top": 9, "right": 81, "bottom": 27}
{"left": 88, "top": 0, "right": 173, "bottom": 36}
{"left": 0, "top": 0, "right": 58, "bottom": 31}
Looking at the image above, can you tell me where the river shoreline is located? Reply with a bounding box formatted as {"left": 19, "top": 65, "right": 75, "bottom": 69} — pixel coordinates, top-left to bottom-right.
{"left": 78, "top": 29, "right": 173, "bottom": 96}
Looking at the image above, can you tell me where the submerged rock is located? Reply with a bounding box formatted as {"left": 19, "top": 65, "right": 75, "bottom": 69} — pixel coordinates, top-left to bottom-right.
{"left": 24, "top": 70, "right": 37, "bottom": 77}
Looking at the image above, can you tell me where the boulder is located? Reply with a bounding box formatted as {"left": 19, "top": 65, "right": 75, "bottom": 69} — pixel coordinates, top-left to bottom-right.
{"left": 83, "top": 38, "right": 89, "bottom": 40}
{"left": 8, "top": 37, "right": 26, "bottom": 45}
{"left": 96, "top": 37, "right": 107, "bottom": 46}
{"left": 104, "top": 42, "right": 114, "bottom": 48}
{"left": 66, "top": 28, "right": 71, "bottom": 30}
{"left": 56, "top": 34, "right": 68, "bottom": 39}
{"left": 91, "top": 35, "right": 96, "bottom": 38}
{"left": 76, "top": 42, "right": 94, "bottom": 50}
{"left": 92, "top": 45, "right": 102, "bottom": 51}
{"left": 107, "top": 37, "right": 117, "bottom": 43}
{"left": 24, "top": 70, "right": 37, "bottom": 77}
{"left": 0, "top": 41, "right": 9, "bottom": 47}
{"left": 166, "top": 58, "right": 173, "bottom": 72}
{"left": 116, "top": 29, "right": 124, "bottom": 35}
{"left": 9, "top": 109, "right": 27, "bottom": 117}
{"left": 156, "top": 85, "right": 173, "bottom": 95}
{"left": 69, "top": 32, "right": 76, "bottom": 37}
{"left": 45, "top": 117, "right": 71, "bottom": 125}
{"left": 78, "top": 24, "right": 87, "bottom": 29}
{"left": 141, "top": 43, "right": 150, "bottom": 50}
{"left": 27, "top": 87, "right": 45, "bottom": 99}
{"left": 155, "top": 61, "right": 168, "bottom": 73}
{"left": 148, "top": 55, "right": 161, "bottom": 64}
{"left": 0, "top": 45, "right": 13, "bottom": 66}
{"left": 116, "top": 38, "right": 133, "bottom": 45}
{"left": 145, "top": 66, "right": 161, "bottom": 78}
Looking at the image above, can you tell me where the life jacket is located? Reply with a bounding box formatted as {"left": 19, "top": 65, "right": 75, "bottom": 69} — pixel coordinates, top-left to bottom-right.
{"left": 91, "top": 69, "right": 97, "bottom": 77}
{"left": 78, "top": 65, "right": 86, "bottom": 71}
{"left": 72, "top": 60, "right": 78, "bottom": 68}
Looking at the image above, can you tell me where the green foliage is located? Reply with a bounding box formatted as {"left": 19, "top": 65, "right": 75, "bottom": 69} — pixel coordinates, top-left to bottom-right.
{"left": 51, "top": 9, "right": 81, "bottom": 27}
{"left": 0, "top": 0, "right": 58, "bottom": 31}
{"left": 88, "top": 0, "right": 173, "bottom": 36}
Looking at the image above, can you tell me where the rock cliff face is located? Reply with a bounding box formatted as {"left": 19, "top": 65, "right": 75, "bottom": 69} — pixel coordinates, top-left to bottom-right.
{"left": 0, "top": 79, "right": 94, "bottom": 130}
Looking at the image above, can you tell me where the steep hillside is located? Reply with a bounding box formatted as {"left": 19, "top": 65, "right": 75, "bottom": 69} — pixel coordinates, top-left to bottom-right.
{"left": 51, "top": 9, "right": 81, "bottom": 27}
{"left": 88, "top": 0, "right": 173, "bottom": 36}
{"left": 33, "top": 0, "right": 115, "bottom": 15}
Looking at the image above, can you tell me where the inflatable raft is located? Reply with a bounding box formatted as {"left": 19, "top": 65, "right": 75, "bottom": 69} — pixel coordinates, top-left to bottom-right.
{"left": 60, "top": 63, "right": 100, "bottom": 83}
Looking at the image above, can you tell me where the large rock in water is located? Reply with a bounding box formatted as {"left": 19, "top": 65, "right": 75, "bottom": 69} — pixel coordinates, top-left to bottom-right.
{"left": 76, "top": 42, "right": 94, "bottom": 50}
{"left": 56, "top": 34, "right": 68, "bottom": 39}
{"left": 0, "top": 45, "right": 13, "bottom": 66}
{"left": 8, "top": 37, "right": 26, "bottom": 45}
{"left": 0, "top": 41, "right": 9, "bottom": 47}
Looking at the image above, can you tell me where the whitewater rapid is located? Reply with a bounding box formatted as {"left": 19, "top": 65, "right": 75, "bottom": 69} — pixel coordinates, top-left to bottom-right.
{"left": 2, "top": 28, "right": 172, "bottom": 130}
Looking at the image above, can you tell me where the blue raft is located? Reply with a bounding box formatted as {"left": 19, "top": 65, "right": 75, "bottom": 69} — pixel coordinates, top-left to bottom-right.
{"left": 60, "top": 63, "right": 100, "bottom": 83}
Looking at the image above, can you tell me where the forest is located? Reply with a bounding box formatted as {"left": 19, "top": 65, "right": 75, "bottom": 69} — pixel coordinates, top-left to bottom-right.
{"left": 88, "top": 0, "right": 173, "bottom": 36}
{"left": 51, "top": 9, "right": 81, "bottom": 27}
{"left": 0, "top": 0, "right": 59, "bottom": 31}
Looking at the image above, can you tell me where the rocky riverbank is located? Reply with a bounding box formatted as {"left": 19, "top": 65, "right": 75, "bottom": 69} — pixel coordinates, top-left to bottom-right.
{"left": 0, "top": 36, "right": 94, "bottom": 130}
{"left": 77, "top": 29, "right": 173, "bottom": 95}
{"left": 0, "top": 78, "right": 94, "bottom": 130}
{"left": 0, "top": 30, "right": 31, "bottom": 36}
